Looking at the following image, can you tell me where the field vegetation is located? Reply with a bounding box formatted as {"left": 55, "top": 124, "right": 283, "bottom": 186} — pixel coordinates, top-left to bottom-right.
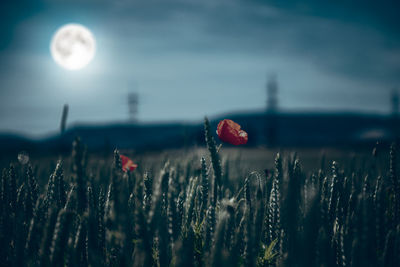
{"left": 0, "top": 118, "right": 399, "bottom": 266}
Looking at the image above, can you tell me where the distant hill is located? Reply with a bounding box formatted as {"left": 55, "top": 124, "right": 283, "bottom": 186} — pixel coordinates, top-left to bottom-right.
{"left": 0, "top": 111, "right": 397, "bottom": 154}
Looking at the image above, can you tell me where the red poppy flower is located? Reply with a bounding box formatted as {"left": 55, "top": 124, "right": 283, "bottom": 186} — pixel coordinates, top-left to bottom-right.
{"left": 120, "top": 155, "right": 138, "bottom": 172}
{"left": 217, "top": 119, "right": 248, "bottom": 145}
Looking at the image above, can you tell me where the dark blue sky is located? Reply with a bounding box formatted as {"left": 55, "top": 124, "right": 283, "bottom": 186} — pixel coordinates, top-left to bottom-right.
{"left": 0, "top": 0, "right": 399, "bottom": 135}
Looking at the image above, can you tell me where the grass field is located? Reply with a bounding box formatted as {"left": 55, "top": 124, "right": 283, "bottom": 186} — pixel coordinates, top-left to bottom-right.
{"left": 0, "top": 119, "right": 398, "bottom": 266}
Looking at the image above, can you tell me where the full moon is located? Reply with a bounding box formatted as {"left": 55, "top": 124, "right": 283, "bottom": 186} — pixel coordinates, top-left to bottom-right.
{"left": 50, "top": 24, "right": 96, "bottom": 70}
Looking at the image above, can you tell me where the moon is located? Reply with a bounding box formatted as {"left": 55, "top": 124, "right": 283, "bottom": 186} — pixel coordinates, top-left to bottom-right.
{"left": 50, "top": 24, "right": 96, "bottom": 70}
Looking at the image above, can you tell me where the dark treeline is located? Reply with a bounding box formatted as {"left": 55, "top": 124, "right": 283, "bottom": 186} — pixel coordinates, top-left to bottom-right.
{"left": 0, "top": 118, "right": 399, "bottom": 266}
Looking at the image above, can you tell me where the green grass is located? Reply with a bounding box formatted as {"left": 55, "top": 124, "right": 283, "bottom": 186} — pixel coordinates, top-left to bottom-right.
{"left": 0, "top": 123, "right": 398, "bottom": 266}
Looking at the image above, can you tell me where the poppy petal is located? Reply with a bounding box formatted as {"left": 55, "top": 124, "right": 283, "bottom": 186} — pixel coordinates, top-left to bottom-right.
{"left": 120, "top": 155, "right": 138, "bottom": 172}
{"left": 217, "top": 119, "right": 248, "bottom": 145}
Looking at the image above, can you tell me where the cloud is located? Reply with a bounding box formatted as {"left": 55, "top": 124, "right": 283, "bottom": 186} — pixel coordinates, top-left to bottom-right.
{"left": 0, "top": 0, "right": 399, "bottom": 134}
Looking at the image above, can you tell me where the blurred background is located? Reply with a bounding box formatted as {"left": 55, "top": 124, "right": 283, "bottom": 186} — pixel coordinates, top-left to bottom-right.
{"left": 0, "top": 0, "right": 399, "bottom": 153}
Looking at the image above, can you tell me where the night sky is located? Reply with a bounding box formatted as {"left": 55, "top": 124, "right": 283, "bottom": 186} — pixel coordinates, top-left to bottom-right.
{"left": 1, "top": 0, "right": 399, "bottom": 135}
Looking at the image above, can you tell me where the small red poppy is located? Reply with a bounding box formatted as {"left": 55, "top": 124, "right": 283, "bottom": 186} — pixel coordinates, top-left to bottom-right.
{"left": 217, "top": 119, "right": 248, "bottom": 145}
{"left": 120, "top": 155, "right": 138, "bottom": 172}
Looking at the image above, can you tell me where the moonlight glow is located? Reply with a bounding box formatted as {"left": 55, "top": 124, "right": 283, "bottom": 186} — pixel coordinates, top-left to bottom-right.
{"left": 50, "top": 24, "right": 96, "bottom": 70}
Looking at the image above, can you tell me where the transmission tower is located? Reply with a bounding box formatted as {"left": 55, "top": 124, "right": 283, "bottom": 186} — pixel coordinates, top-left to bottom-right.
{"left": 266, "top": 74, "right": 278, "bottom": 113}
{"left": 391, "top": 88, "right": 399, "bottom": 139}
{"left": 265, "top": 74, "right": 279, "bottom": 147}
{"left": 128, "top": 92, "right": 139, "bottom": 122}
{"left": 391, "top": 88, "right": 399, "bottom": 117}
